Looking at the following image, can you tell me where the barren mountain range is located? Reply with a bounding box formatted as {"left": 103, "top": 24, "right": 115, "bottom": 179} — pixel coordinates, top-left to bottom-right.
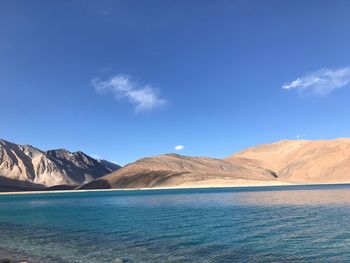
{"left": 82, "top": 138, "right": 350, "bottom": 189}
{"left": 2, "top": 138, "right": 350, "bottom": 191}
{"left": 80, "top": 154, "right": 278, "bottom": 189}
{"left": 230, "top": 138, "right": 350, "bottom": 183}
{"left": 0, "top": 139, "right": 120, "bottom": 190}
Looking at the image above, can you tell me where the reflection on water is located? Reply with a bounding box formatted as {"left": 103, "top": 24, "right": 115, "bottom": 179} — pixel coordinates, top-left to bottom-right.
{"left": 1, "top": 184, "right": 350, "bottom": 262}
{"left": 100, "top": 185, "right": 350, "bottom": 207}
{"left": 240, "top": 188, "right": 350, "bottom": 206}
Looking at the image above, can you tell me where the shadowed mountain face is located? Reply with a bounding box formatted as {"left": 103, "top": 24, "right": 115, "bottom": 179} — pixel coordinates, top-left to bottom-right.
{"left": 0, "top": 175, "right": 45, "bottom": 191}
{"left": 80, "top": 154, "right": 278, "bottom": 189}
{"left": 0, "top": 139, "right": 120, "bottom": 187}
{"left": 228, "top": 139, "right": 350, "bottom": 183}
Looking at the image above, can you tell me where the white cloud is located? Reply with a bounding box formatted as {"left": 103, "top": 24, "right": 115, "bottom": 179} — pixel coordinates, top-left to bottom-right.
{"left": 296, "top": 134, "right": 307, "bottom": 139}
{"left": 174, "top": 145, "right": 184, "bottom": 151}
{"left": 282, "top": 67, "right": 350, "bottom": 96}
{"left": 92, "top": 74, "right": 166, "bottom": 112}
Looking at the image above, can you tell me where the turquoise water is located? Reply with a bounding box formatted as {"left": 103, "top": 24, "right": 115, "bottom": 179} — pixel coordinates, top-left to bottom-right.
{"left": 1, "top": 185, "right": 350, "bottom": 262}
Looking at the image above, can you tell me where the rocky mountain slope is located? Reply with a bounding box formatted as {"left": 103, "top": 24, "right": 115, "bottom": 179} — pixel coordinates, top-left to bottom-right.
{"left": 0, "top": 139, "right": 120, "bottom": 188}
{"left": 80, "top": 154, "right": 278, "bottom": 189}
{"left": 4, "top": 138, "right": 350, "bottom": 191}
{"left": 82, "top": 138, "right": 350, "bottom": 190}
{"left": 228, "top": 138, "right": 350, "bottom": 183}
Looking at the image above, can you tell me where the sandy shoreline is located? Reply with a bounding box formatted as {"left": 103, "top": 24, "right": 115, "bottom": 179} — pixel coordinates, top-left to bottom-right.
{"left": 1, "top": 180, "right": 350, "bottom": 195}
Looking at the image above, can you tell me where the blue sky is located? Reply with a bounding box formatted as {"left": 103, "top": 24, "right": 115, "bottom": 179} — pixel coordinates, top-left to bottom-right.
{"left": 1, "top": 0, "right": 350, "bottom": 165}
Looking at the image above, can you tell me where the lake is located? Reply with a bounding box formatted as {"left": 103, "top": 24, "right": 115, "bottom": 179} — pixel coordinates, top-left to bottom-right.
{"left": 1, "top": 185, "right": 350, "bottom": 262}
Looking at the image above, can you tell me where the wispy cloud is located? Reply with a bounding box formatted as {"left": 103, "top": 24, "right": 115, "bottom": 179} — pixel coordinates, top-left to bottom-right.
{"left": 92, "top": 74, "right": 166, "bottom": 112}
{"left": 174, "top": 145, "right": 184, "bottom": 151}
{"left": 282, "top": 67, "right": 350, "bottom": 96}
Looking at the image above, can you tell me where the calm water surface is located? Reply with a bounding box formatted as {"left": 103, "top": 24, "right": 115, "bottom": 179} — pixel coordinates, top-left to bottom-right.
{"left": 1, "top": 185, "right": 350, "bottom": 262}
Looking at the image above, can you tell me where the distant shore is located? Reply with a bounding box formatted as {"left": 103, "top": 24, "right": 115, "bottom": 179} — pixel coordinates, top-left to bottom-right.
{"left": 1, "top": 180, "right": 350, "bottom": 195}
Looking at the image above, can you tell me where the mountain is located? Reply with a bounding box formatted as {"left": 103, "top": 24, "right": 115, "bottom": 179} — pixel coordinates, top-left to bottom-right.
{"left": 81, "top": 138, "right": 350, "bottom": 190}
{"left": 80, "top": 153, "right": 278, "bottom": 189}
{"left": 0, "top": 139, "right": 120, "bottom": 188}
{"left": 4, "top": 138, "right": 350, "bottom": 191}
{"left": 228, "top": 138, "right": 350, "bottom": 183}
{"left": 0, "top": 176, "right": 45, "bottom": 191}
